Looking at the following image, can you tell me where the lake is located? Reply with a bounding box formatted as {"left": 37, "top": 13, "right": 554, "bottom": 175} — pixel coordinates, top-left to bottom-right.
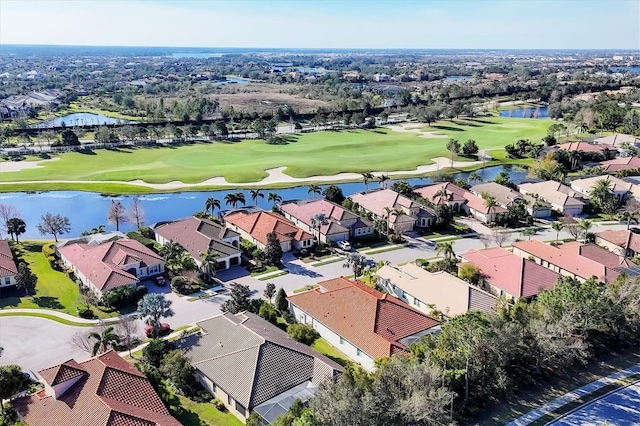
{"left": 207, "top": 77, "right": 250, "bottom": 86}
{"left": 2, "top": 166, "right": 527, "bottom": 239}
{"left": 445, "top": 76, "right": 471, "bottom": 81}
{"left": 610, "top": 66, "right": 640, "bottom": 73}
{"left": 34, "top": 113, "right": 134, "bottom": 128}
{"left": 500, "top": 106, "right": 549, "bottom": 119}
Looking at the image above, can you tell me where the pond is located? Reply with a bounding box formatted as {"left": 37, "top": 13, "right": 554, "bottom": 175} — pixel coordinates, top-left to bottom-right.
{"left": 610, "top": 66, "right": 640, "bottom": 73}
{"left": 500, "top": 106, "right": 549, "bottom": 119}
{"left": 34, "top": 113, "right": 134, "bottom": 129}
{"left": 206, "top": 77, "right": 250, "bottom": 86}
{"left": 4, "top": 165, "right": 527, "bottom": 239}
{"left": 444, "top": 76, "right": 471, "bottom": 81}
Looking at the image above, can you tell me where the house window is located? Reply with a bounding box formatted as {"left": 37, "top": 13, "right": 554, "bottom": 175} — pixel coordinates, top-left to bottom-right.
{"left": 356, "top": 348, "right": 363, "bottom": 357}
{"left": 236, "top": 402, "right": 246, "bottom": 416}
{"left": 4, "top": 277, "right": 9, "bottom": 285}
{"left": 339, "top": 337, "right": 345, "bottom": 345}
{"left": 413, "top": 298, "right": 421, "bottom": 307}
{"left": 228, "top": 395, "right": 232, "bottom": 405}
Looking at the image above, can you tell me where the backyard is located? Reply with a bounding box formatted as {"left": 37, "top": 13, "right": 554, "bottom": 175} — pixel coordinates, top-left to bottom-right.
{"left": 0, "top": 117, "right": 551, "bottom": 194}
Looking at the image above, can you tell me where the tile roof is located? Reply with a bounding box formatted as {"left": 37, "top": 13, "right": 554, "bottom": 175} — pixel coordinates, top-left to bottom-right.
{"left": 461, "top": 247, "right": 560, "bottom": 298}
{"left": 59, "top": 239, "right": 164, "bottom": 291}
{"left": 414, "top": 182, "right": 469, "bottom": 205}
{"left": 0, "top": 239, "right": 17, "bottom": 277}
{"left": 576, "top": 243, "right": 633, "bottom": 269}
{"left": 511, "top": 240, "right": 620, "bottom": 283}
{"left": 349, "top": 189, "right": 434, "bottom": 223}
{"left": 15, "top": 351, "right": 181, "bottom": 426}
{"left": 153, "top": 216, "right": 241, "bottom": 259}
{"left": 600, "top": 156, "right": 640, "bottom": 172}
{"left": 556, "top": 142, "right": 610, "bottom": 153}
{"left": 470, "top": 182, "right": 524, "bottom": 208}
{"left": 38, "top": 359, "right": 86, "bottom": 386}
{"left": 224, "top": 211, "right": 313, "bottom": 245}
{"left": 518, "top": 181, "right": 586, "bottom": 208}
{"left": 593, "top": 134, "right": 640, "bottom": 147}
{"left": 280, "top": 199, "right": 363, "bottom": 235}
{"left": 287, "top": 277, "right": 440, "bottom": 359}
{"left": 596, "top": 229, "right": 640, "bottom": 253}
{"left": 571, "top": 176, "right": 634, "bottom": 194}
{"left": 183, "top": 312, "right": 341, "bottom": 409}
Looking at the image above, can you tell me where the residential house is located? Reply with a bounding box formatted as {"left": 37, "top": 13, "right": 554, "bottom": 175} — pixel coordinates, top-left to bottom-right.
{"left": 224, "top": 210, "right": 314, "bottom": 252}
{"left": 182, "top": 312, "right": 342, "bottom": 423}
{"left": 471, "top": 182, "right": 551, "bottom": 218}
{"left": 153, "top": 216, "right": 242, "bottom": 270}
{"left": 511, "top": 240, "right": 628, "bottom": 284}
{"left": 414, "top": 182, "right": 470, "bottom": 214}
{"left": 593, "top": 133, "right": 640, "bottom": 148}
{"left": 556, "top": 141, "right": 612, "bottom": 155}
{"left": 287, "top": 277, "right": 441, "bottom": 371}
{"left": 518, "top": 181, "right": 586, "bottom": 215}
{"left": 14, "top": 351, "right": 181, "bottom": 426}
{"left": 460, "top": 247, "right": 560, "bottom": 301}
{"left": 57, "top": 237, "right": 164, "bottom": 296}
{"left": 0, "top": 239, "right": 17, "bottom": 288}
{"left": 595, "top": 229, "right": 640, "bottom": 257}
{"left": 600, "top": 156, "right": 640, "bottom": 173}
{"left": 376, "top": 263, "right": 497, "bottom": 317}
{"left": 349, "top": 188, "right": 435, "bottom": 234}
{"left": 570, "top": 176, "right": 634, "bottom": 202}
{"left": 280, "top": 199, "right": 373, "bottom": 243}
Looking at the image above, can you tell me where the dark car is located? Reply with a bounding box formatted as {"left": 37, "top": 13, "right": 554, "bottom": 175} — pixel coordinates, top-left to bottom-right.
{"left": 145, "top": 323, "right": 171, "bottom": 338}
{"left": 155, "top": 275, "right": 168, "bottom": 286}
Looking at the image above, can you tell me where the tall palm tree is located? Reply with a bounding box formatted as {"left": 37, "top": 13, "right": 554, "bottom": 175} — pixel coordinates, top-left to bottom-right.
{"left": 433, "top": 188, "right": 450, "bottom": 204}
{"left": 310, "top": 213, "right": 328, "bottom": 242}
{"left": 619, "top": 210, "right": 638, "bottom": 230}
{"left": 200, "top": 249, "right": 218, "bottom": 278}
{"left": 481, "top": 193, "right": 499, "bottom": 223}
{"left": 89, "top": 326, "right": 120, "bottom": 356}
{"left": 159, "top": 241, "right": 183, "bottom": 263}
{"left": 467, "top": 171, "right": 482, "bottom": 185}
{"left": 578, "top": 219, "right": 593, "bottom": 243}
{"left": 205, "top": 197, "right": 221, "bottom": 217}
{"left": 308, "top": 184, "right": 321, "bottom": 199}
{"left": 267, "top": 192, "right": 282, "bottom": 209}
{"left": 224, "top": 193, "right": 238, "bottom": 208}
{"left": 249, "top": 189, "right": 264, "bottom": 206}
{"left": 590, "top": 178, "right": 615, "bottom": 214}
{"left": 436, "top": 241, "right": 455, "bottom": 260}
{"left": 378, "top": 174, "right": 390, "bottom": 189}
{"left": 6, "top": 217, "right": 26, "bottom": 243}
{"left": 361, "top": 172, "right": 374, "bottom": 193}
{"left": 235, "top": 192, "right": 246, "bottom": 207}
{"left": 373, "top": 218, "right": 387, "bottom": 236}
{"left": 384, "top": 207, "right": 403, "bottom": 235}
{"left": 551, "top": 221, "right": 564, "bottom": 243}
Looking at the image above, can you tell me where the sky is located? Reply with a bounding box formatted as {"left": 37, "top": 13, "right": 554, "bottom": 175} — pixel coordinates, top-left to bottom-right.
{"left": 1, "top": 0, "right": 639, "bottom": 50}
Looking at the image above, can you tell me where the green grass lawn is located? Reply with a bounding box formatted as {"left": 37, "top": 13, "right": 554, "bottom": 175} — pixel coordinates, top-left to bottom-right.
{"left": 311, "top": 337, "right": 353, "bottom": 368}
{"left": 0, "top": 117, "right": 550, "bottom": 192}
{"left": 0, "top": 241, "right": 116, "bottom": 319}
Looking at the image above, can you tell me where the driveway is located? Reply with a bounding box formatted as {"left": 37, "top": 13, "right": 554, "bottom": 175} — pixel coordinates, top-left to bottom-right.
{"left": 0, "top": 316, "right": 89, "bottom": 374}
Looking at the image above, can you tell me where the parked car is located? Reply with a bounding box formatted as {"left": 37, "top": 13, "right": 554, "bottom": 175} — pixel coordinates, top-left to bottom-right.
{"left": 155, "top": 275, "right": 168, "bottom": 286}
{"left": 145, "top": 323, "right": 171, "bottom": 338}
{"left": 337, "top": 240, "right": 352, "bottom": 251}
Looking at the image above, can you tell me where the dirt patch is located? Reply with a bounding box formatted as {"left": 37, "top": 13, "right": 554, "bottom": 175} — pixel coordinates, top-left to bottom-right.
{"left": 0, "top": 157, "right": 59, "bottom": 172}
{"left": 387, "top": 124, "right": 448, "bottom": 138}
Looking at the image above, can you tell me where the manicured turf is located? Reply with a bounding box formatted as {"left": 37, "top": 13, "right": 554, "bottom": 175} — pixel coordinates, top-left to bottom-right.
{"left": 311, "top": 337, "right": 353, "bottom": 367}
{"left": 0, "top": 117, "right": 551, "bottom": 189}
{"left": 0, "top": 241, "right": 116, "bottom": 319}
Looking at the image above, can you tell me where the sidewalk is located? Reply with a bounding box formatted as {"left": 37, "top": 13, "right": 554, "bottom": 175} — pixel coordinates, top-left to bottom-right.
{"left": 0, "top": 308, "right": 121, "bottom": 324}
{"left": 508, "top": 362, "right": 640, "bottom": 425}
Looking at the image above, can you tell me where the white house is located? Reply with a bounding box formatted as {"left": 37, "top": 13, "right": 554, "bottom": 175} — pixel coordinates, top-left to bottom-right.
{"left": 0, "top": 240, "right": 17, "bottom": 288}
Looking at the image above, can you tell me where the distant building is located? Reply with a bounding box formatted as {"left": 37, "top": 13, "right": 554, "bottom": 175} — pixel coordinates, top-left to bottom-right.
{"left": 600, "top": 156, "right": 640, "bottom": 173}
{"left": 470, "top": 182, "right": 551, "bottom": 218}
{"left": 374, "top": 73, "right": 390, "bottom": 82}
{"left": 518, "top": 181, "right": 586, "bottom": 215}
{"left": 570, "top": 176, "right": 635, "bottom": 202}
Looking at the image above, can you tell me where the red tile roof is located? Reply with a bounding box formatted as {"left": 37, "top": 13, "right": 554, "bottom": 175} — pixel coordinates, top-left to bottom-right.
{"left": 287, "top": 277, "right": 440, "bottom": 359}
{"left": 280, "top": 199, "right": 356, "bottom": 235}
{"left": 38, "top": 359, "right": 86, "bottom": 386}
{"left": 596, "top": 229, "right": 640, "bottom": 253}
{"left": 224, "top": 211, "right": 313, "bottom": 245}
{"left": 15, "top": 351, "right": 181, "bottom": 426}
{"left": 600, "top": 156, "right": 640, "bottom": 172}
{"left": 0, "top": 239, "right": 17, "bottom": 278}
{"left": 59, "top": 239, "right": 164, "bottom": 291}
{"left": 414, "top": 182, "right": 468, "bottom": 205}
{"left": 556, "top": 142, "right": 610, "bottom": 153}
{"left": 461, "top": 247, "right": 559, "bottom": 298}
{"left": 512, "top": 240, "right": 620, "bottom": 283}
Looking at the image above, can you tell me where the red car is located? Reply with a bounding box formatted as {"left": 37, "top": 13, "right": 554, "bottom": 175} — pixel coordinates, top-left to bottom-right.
{"left": 145, "top": 323, "right": 171, "bottom": 338}
{"left": 155, "top": 275, "right": 168, "bottom": 286}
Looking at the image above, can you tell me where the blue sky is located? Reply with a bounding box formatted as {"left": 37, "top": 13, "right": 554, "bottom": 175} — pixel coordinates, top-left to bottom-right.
{"left": 1, "top": 0, "right": 638, "bottom": 49}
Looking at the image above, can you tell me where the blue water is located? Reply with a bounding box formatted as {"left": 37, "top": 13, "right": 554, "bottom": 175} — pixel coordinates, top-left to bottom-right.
{"left": 35, "top": 113, "right": 133, "bottom": 128}
{"left": 500, "top": 106, "right": 549, "bottom": 119}
{"left": 170, "top": 53, "right": 225, "bottom": 58}
{"left": 207, "top": 77, "right": 250, "bottom": 86}
{"left": 610, "top": 66, "right": 640, "bottom": 73}
{"left": 3, "top": 165, "right": 526, "bottom": 239}
{"left": 445, "top": 76, "right": 471, "bottom": 81}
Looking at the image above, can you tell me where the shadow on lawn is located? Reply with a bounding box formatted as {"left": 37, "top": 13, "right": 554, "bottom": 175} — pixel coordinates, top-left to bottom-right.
{"left": 33, "top": 296, "right": 64, "bottom": 310}
{"left": 431, "top": 125, "right": 464, "bottom": 132}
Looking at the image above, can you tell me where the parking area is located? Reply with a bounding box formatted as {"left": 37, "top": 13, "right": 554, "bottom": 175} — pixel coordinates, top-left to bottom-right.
{"left": 548, "top": 381, "right": 640, "bottom": 426}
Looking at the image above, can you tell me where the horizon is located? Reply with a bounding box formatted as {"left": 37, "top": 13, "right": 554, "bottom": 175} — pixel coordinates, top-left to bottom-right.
{"left": 1, "top": 0, "right": 639, "bottom": 50}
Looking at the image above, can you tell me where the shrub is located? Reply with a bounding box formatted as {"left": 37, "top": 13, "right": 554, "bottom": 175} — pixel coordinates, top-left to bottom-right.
{"left": 47, "top": 255, "right": 60, "bottom": 271}
{"left": 389, "top": 233, "right": 404, "bottom": 244}
{"left": 281, "top": 311, "right": 296, "bottom": 324}
{"left": 211, "top": 398, "right": 226, "bottom": 412}
{"left": 287, "top": 323, "right": 320, "bottom": 345}
{"left": 171, "top": 276, "right": 189, "bottom": 294}
{"left": 41, "top": 243, "right": 56, "bottom": 257}
{"left": 78, "top": 308, "right": 94, "bottom": 319}
{"left": 139, "top": 226, "right": 153, "bottom": 239}
{"left": 136, "top": 285, "right": 148, "bottom": 297}
{"left": 143, "top": 338, "right": 173, "bottom": 368}
{"left": 258, "top": 302, "right": 278, "bottom": 324}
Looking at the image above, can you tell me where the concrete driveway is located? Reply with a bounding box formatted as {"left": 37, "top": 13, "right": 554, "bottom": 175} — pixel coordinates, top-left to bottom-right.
{"left": 0, "top": 316, "right": 89, "bottom": 373}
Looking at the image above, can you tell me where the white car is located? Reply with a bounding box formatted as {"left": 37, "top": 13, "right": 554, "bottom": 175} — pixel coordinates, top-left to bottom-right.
{"left": 338, "top": 241, "right": 352, "bottom": 250}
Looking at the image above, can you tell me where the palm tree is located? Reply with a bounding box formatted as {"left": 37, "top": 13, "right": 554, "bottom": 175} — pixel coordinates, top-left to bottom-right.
{"left": 310, "top": 213, "right": 328, "bottom": 242}
{"left": 551, "top": 221, "right": 565, "bottom": 243}
{"left": 619, "top": 210, "right": 638, "bottom": 230}
{"left": 6, "top": 217, "right": 26, "bottom": 243}
{"left": 373, "top": 218, "right": 387, "bottom": 236}
{"left": 384, "top": 207, "right": 403, "bottom": 235}
{"left": 578, "top": 219, "right": 593, "bottom": 243}
{"left": 89, "top": 326, "right": 120, "bottom": 356}
{"left": 590, "top": 178, "right": 615, "bottom": 215}
{"left": 378, "top": 174, "right": 390, "bottom": 189}
{"left": 200, "top": 249, "right": 218, "bottom": 278}
{"left": 235, "top": 192, "right": 246, "bottom": 207}
{"left": 481, "top": 193, "right": 499, "bottom": 223}
{"left": 267, "top": 192, "right": 282, "bottom": 209}
{"left": 361, "top": 172, "right": 374, "bottom": 193}
{"left": 308, "top": 184, "right": 321, "bottom": 199}
{"left": 159, "top": 241, "right": 183, "bottom": 263}
{"left": 205, "top": 197, "right": 221, "bottom": 217}
{"left": 436, "top": 241, "right": 455, "bottom": 260}
{"left": 224, "top": 193, "right": 238, "bottom": 208}
{"left": 467, "top": 171, "right": 482, "bottom": 185}
{"left": 90, "top": 224, "right": 105, "bottom": 234}
{"left": 249, "top": 189, "right": 264, "bottom": 206}
{"left": 433, "top": 188, "right": 450, "bottom": 204}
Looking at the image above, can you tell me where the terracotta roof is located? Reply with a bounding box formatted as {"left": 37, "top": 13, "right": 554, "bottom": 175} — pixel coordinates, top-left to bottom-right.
{"left": 600, "top": 156, "right": 640, "bottom": 172}
{"left": 470, "top": 182, "right": 524, "bottom": 208}
{"left": 153, "top": 216, "right": 241, "bottom": 260}
{"left": 597, "top": 229, "right": 640, "bottom": 253}
{"left": 571, "top": 176, "right": 634, "bottom": 194}
{"left": 512, "top": 240, "right": 620, "bottom": 283}
{"left": 463, "top": 193, "right": 508, "bottom": 215}
{"left": 593, "top": 134, "right": 640, "bottom": 147}
{"left": 224, "top": 211, "right": 313, "bottom": 245}
{"left": 556, "top": 142, "right": 610, "bottom": 153}
{"left": 0, "top": 239, "right": 17, "bottom": 277}
{"left": 350, "top": 188, "right": 431, "bottom": 217}
{"left": 287, "top": 277, "right": 440, "bottom": 359}
{"left": 280, "top": 199, "right": 366, "bottom": 235}
{"left": 414, "top": 182, "right": 468, "bottom": 205}
{"left": 38, "top": 359, "right": 86, "bottom": 386}
{"left": 59, "top": 239, "right": 164, "bottom": 291}
{"left": 461, "top": 247, "right": 559, "bottom": 298}
{"left": 518, "top": 181, "right": 586, "bottom": 208}
{"left": 15, "top": 351, "right": 181, "bottom": 426}
{"left": 576, "top": 243, "right": 633, "bottom": 269}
